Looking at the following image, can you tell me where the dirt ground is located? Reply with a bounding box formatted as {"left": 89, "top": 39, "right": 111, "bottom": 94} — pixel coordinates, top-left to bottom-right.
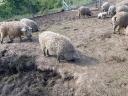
{"left": 1, "top": 2, "right": 128, "bottom": 96}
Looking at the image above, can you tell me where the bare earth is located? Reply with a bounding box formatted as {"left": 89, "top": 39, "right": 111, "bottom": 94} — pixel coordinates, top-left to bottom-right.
{"left": 1, "top": 5, "right": 128, "bottom": 96}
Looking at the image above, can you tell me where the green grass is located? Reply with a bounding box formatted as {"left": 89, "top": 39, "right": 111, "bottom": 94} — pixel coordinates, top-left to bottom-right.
{"left": 0, "top": 14, "right": 32, "bottom": 22}
{"left": 72, "top": 0, "right": 92, "bottom": 5}
{"left": 70, "top": 0, "right": 93, "bottom": 9}
{"left": 0, "top": 0, "right": 93, "bottom": 21}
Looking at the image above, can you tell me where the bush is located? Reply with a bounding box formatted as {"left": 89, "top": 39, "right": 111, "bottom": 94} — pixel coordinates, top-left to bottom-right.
{"left": 0, "top": 0, "right": 62, "bottom": 19}
{"left": 0, "top": 0, "right": 93, "bottom": 19}
{"left": 0, "top": 0, "right": 43, "bottom": 18}
{"left": 40, "top": 0, "right": 62, "bottom": 11}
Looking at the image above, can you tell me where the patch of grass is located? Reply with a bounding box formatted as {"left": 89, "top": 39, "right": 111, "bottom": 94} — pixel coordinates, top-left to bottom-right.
{"left": 0, "top": 14, "right": 32, "bottom": 22}
{"left": 0, "top": 0, "right": 93, "bottom": 21}
{"left": 72, "top": 0, "right": 93, "bottom": 6}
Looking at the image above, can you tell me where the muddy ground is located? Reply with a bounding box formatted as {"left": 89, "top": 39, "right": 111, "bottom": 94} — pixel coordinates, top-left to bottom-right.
{"left": 1, "top": 2, "right": 128, "bottom": 96}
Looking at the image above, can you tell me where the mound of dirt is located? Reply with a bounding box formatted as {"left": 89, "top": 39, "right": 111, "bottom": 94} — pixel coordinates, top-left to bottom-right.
{"left": 0, "top": 42, "right": 76, "bottom": 96}
{"left": 0, "top": 54, "right": 36, "bottom": 75}
{"left": 0, "top": 70, "right": 62, "bottom": 96}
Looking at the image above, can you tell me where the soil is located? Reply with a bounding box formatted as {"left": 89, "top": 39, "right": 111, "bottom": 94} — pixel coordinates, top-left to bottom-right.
{"left": 1, "top": 1, "right": 128, "bottom": 96}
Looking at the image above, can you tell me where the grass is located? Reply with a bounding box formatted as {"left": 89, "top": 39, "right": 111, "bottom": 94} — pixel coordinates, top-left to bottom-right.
{"left": 0, "top": 14, "right": 33, "bottom": 22}
{"left": 0, "top": 0, "right": 93, "bottom": 21}
{"left": 72, "top": 0, "right": 93, "bottom": 5}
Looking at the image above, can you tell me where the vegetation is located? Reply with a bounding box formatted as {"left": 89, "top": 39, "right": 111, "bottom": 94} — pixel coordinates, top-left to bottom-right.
{"left": 0, "top": 0, "right": 93, "bottom": 20}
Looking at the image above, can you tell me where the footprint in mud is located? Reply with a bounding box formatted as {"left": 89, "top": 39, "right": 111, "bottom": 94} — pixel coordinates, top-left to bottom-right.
{"left": 76, "top": 44, "right": 87, "bottom": 48}
{"left": 73, "top": 28, "right": 78, "bottom": 31}
{"left": 110, "top": 56, "right": 126, "bottom": 63}
{"left": 100, "top": 33, "right": 112, "bottom": 40}
{"left": 63, "top": 26, "right": 70, "bottom": 29}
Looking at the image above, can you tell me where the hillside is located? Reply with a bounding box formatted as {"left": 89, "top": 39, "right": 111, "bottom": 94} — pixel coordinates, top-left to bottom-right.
{"left": 0, "top": 0, "right": 128, "bottom": 96}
